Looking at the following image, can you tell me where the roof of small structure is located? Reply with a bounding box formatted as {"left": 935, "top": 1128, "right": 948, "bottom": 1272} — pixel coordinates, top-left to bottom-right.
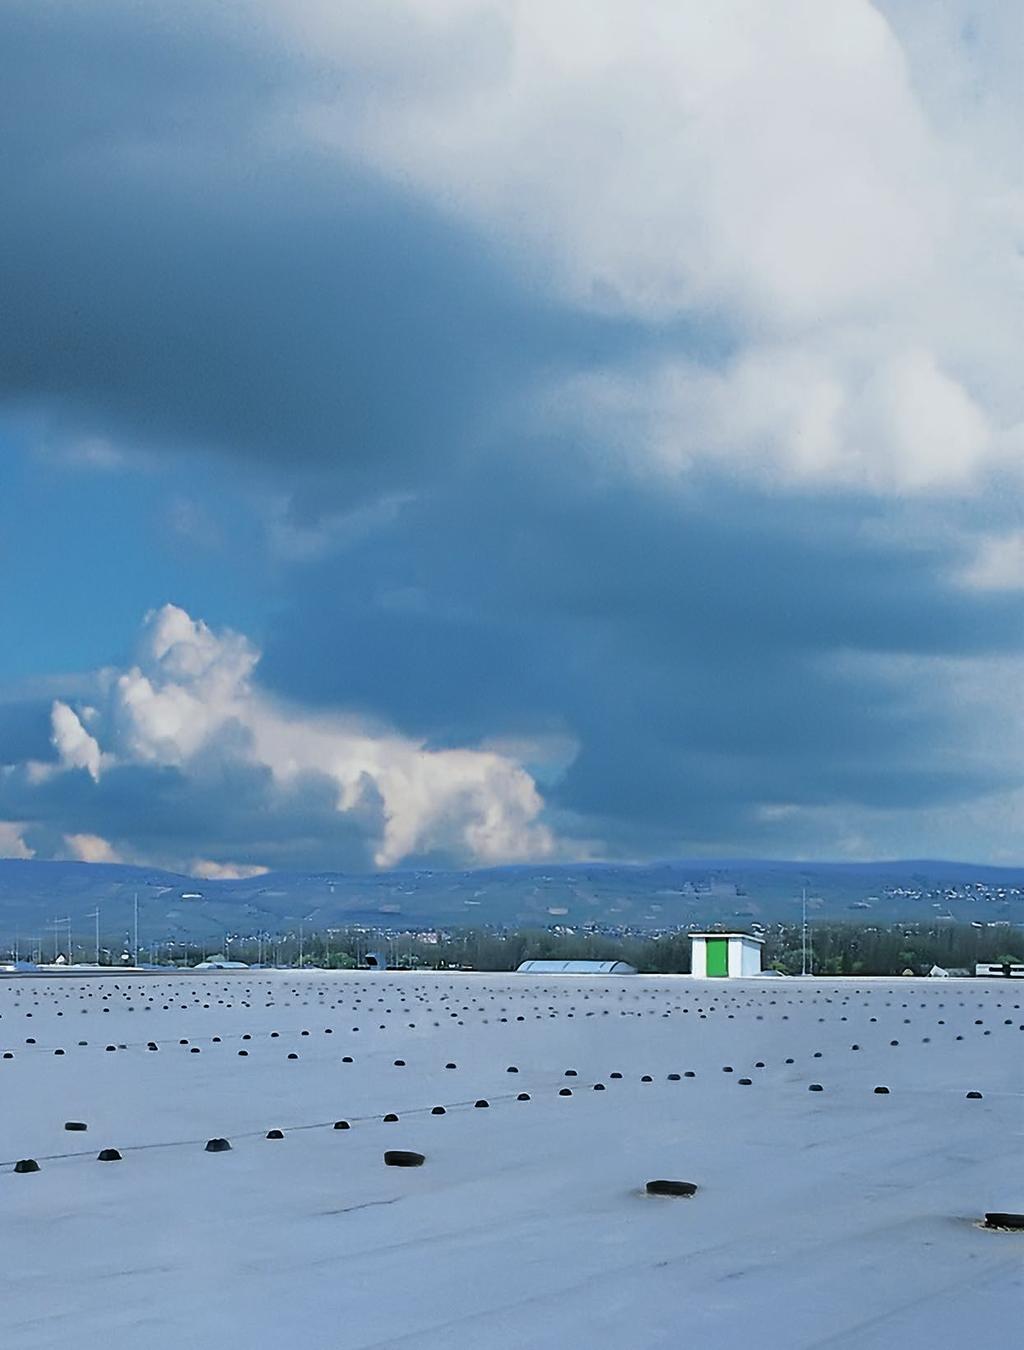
{"left": 516, "top": 959, "right": 637, "bottom": 974}
{"left": 688, "top": 932, "right": 765, "bottom": 943}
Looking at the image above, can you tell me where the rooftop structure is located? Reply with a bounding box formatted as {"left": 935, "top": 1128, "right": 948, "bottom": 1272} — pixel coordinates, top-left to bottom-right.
{"left": 689, "top": 932, "right": 763, "bottom": 977}
{"left": 516, "top": 959, "right": 637, "bottom": 974}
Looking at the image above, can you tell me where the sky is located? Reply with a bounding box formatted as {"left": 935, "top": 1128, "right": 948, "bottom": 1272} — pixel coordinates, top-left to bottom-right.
{"left": 1, "top": 0, "right": 1022, "bottom": 877}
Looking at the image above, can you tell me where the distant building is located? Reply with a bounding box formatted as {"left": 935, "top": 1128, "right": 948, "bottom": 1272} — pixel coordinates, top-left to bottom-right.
{"left": 516, "top": 959, "right": 637, "bottom": 975}
{"left": 194, "top": 958, "right": 249, "bottom": 970}
{"left": 689, "top": 932, "right": 763, "bottom": 978}
{"left": 975, "top": 962, "right": 1024, "bottom": 979}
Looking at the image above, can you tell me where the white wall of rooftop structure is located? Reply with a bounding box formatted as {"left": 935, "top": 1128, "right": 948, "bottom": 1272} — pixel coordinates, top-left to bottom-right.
{"left": 690, "top": 936, "right": 708, "bottom": 979}
{"left": 732, "top": 935, "right": 764, "bottom": 977}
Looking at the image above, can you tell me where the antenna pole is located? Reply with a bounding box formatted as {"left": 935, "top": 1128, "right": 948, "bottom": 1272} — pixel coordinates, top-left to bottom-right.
{"left": 801, "top": 887, "right": 808, "bottom": 977}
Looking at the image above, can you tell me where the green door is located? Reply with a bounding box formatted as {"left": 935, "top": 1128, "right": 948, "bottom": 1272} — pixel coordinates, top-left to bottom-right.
{"left": 706, "top": 939, "right": 729, "bottom": 977}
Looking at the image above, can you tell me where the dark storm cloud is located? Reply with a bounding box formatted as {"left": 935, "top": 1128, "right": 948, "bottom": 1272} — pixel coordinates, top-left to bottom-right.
{"left": 0, "top": 1, "right": 657, "bottom": 506}
{"left": 1, "top": 756, "right": 380, "bottom": 872}
{"left": 259, "top": 461, "right": 1024, "bottom": 852}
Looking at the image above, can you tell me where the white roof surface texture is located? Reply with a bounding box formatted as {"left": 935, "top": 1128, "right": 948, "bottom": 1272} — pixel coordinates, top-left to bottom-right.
{"left": 2, "top": 970, "right": 1021, "bottom": 1350}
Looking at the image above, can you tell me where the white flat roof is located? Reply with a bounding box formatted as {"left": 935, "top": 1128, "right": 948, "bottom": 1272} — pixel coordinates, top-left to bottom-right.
{"left": 1, "top": 970, "right": 1019, "bottom": 1349}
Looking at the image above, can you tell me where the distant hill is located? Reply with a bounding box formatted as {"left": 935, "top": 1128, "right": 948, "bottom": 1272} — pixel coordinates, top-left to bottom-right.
{"left": 0, "top": 856, "right": 1021, "bottom": 948}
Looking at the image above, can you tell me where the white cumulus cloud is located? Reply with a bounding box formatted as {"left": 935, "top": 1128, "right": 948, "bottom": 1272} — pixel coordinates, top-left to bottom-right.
{"left": 276, "top": 0, "right": 1022, "bottom": 495}
{"left": 190, "top": 859, "right": 271, "bottom": 881}
{"left": 63, "top": 832, "right": 123, "bottom": 864}
{"left": 294, "top": 0, "right": 939, "bottom": 322}
{"left": 562, "top": 341, "right": 995, "bottom": 494}
{"left": 46, "top": 604, "right": 560, "bottom": 869}
{"left": 51, "top": 701, "right": 103, "bottom": 781}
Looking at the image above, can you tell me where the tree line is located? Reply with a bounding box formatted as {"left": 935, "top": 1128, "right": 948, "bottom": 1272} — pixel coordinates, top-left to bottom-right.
{"left": 194, "top": 921, "right": 1022, "bottom": 976}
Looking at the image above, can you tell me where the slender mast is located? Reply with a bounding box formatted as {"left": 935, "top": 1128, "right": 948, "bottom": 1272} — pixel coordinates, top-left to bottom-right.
{"left": 801, "top": 886, "right": 808, "bottom": 977}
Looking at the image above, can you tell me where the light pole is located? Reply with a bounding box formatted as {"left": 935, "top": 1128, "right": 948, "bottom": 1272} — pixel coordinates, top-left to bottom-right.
{"left": 88, "top": 908, "right": 100, "bottom": 964}
{"left": 49, "top": 916, "right": 71, "bottom": 963}
{"left": 133, "top": 892, "right": 139, "bottom": 967}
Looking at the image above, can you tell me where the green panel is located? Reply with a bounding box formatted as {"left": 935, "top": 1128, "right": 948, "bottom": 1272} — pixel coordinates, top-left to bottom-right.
{"left": 706, "top": 939, "right": 729, "bottom": 977}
